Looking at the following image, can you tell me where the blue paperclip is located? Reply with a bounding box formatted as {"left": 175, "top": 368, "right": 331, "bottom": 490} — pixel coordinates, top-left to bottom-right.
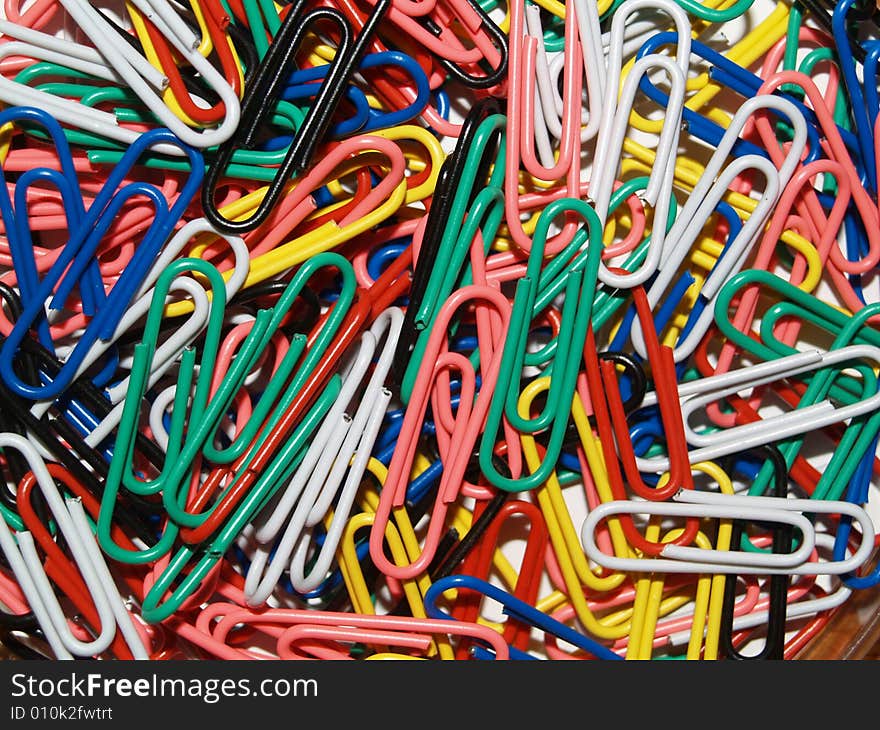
{"left": 0, "top": 109, "right": 103, "bottom": 340}
{"left": 367, "top": 241, "right": 411, "bottom": 281}
{"left": 833, "top": 427, "right": 880, "bottom": 588}
{"left": 424, "top": 574, "right": 623, "bottom": 660}
{"left": 863, "top": 41, "right": 880, "bottom": 129}
{"left": 0, "top": 125, "right": 204, "bottom": 401}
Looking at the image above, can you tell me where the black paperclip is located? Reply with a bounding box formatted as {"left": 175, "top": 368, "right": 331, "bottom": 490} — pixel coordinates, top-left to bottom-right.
{"left": 719, "top": 444, "right": 793, "bottom": 660}
{"left": 202, "top": 0, "right": 392, "bottom": 235}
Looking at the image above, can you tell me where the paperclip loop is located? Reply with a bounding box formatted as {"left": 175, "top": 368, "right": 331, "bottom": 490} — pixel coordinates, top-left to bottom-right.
{"left": 0, "top": 433, "right": 147, "bottom": 659}
{"left": 196, "top": 604, "right": 511, "bottom": 659}
{"left": 363, "top": 0, "right": 507, "bottom": 90}
{"left": 753, "top": 71, "right": 880, "bottom": 288}
{"left": 139, "top": 309, "right": 392, "bottom": 619}
{"left": 0, "top": 106, "right": 102, "bottom": 346}
{"left": 127, "top": 0, "right": 245, "bottom": 126}
{"left": 172, "top": 250, "right": 410, "bottom": 546}
{"left": 581, "top": 489, "right": 876, "bottom": 575}
{"left": 244, "top": 306, "right": 404, "bottom": 603}
{"left": 628, "top": 94, "right": 808, "bottom": 363}
{"left": 96, "top": 255, "right": 231, "bottom": 564}
{"left": 504, "top": 0, "right": 583, "bottom": 254}
{"left": 445, "top": 500, "right": 547, "bottom": 657}
{"left": 201, "top": 0, "right": 392, "bottom": 234}
{"left": 712, "top": 273, "right": 880, "bottom": 503}
{"left": 67, "top": 220, "right": 249, "bottom": 449}
{"left": 56, "top": 0, "right": 241, "bottom": 148}
{"left": 638, "top": 344, "right": 880, "bottom": 470}
{"left": 166, "top": 256, "right": 356, "bottom": 528}
{"left": 15, "top": 463, "right": 151, "bottom": 659}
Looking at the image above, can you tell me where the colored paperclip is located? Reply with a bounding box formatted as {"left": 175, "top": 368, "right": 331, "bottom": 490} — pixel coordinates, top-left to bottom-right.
{"left": 201, "top": 0, "right": 392, "bottom": 234}
{"left": 244, "top": 306, "right": 404, "bottom": 602}
{"left": 636, "top": 344, "right": 880, "bottom": 469}
{"left": 581, "top": 489, "right": 876, "bottom": 575}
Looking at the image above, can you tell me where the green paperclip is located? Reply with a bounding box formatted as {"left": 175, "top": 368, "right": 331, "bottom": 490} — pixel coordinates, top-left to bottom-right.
{"left": 756, "top": 300, "right": 880, "bottom": 503}
{"left": 140, "top": 380, "right": 342, "bottom": 623}
{"left": 480, "top": 197, "right": 604, "bottom": 492}
{"left": 202, "top": 250, "right": 357, "bottom": 465}
{"left": 0, "top": 502, "right": 24, "bottom": 532}
{"left": 242, "top": 0, "right": 284, "bottom": 60}
{"left": 160, "top": 251, "right": 357, "bottom": 530}
{"left": 98, "top": 257, "right": 230, "bottom": 564}
{"left": 516, "top": 178, "right": 677, "bottom": 369}
{"left": 399, "top": 113, "right": 506, "bottom": 401}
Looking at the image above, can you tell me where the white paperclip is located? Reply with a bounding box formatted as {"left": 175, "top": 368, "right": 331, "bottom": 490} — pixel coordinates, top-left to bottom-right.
{"left": 526, "top": 0, "right": 605, "bottom": 164}
{"left": 636, "top": 345, "right": 880, "bottom": 470}
{"left": 580, "top": 488, "right": 876, "bottom": 575}
{"left": 628, "top": 94, "right": 808, "bottom": 362}
{"left": 0, "top": 2, "right": 240, "bottom": 151}
{"left": 0, "top": 433, "right": 148, "bottom": 659}
{"left": 587, "top": 0, "right": 691, "bottom": 288}
{"left": 244, "top": 307, "right": 404, "bottom": 604}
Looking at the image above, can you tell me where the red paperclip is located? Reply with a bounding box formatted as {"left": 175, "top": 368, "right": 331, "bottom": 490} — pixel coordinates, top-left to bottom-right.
{"left": 450, "top": 499, "right": 548, "bottom": 657}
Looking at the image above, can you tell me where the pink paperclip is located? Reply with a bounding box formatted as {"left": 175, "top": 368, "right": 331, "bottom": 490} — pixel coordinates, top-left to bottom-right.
{"left": 210, "top": 135, "right": 406, "bottom": 276}
{"left": 757, "top": 72, "right": 880, "bottom": 279}
{"left": 0, "top": 566, "right": 29, "bottom": 615}
{"left": 203, "top": 607, "right": 511, "bottom": 660}
{"left": 504, "top": 0, "right": 582, "bottom": 255}
{"left": 760, "top": 28, "right": 842, "bottom": 116}
{"left": 3, "top": 0, "right": 58, "bottom": 30}
{"left": 277, "top": 626, "right": 433, "bottom": 659}
{"left": 369, "top": 285, "right": 511, "bottom": 579}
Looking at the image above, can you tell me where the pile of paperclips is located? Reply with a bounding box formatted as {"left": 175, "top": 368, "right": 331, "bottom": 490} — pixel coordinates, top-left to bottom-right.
{"left": 0, "top": 0, "right": 878, "bottom": 662}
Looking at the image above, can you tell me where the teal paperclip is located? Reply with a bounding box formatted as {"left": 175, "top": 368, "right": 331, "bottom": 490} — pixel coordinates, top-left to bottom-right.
{"left": 160, "top": 251, "right": 357, "bottom": 530}
{"left": 479, "top": 197, "right": 604, "bottom": 492}
{"left": 98, "top": 257, "right": 230, "bottom": 564}
{"left": 139, "top": 381, "right": 342, "bottom": 623}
